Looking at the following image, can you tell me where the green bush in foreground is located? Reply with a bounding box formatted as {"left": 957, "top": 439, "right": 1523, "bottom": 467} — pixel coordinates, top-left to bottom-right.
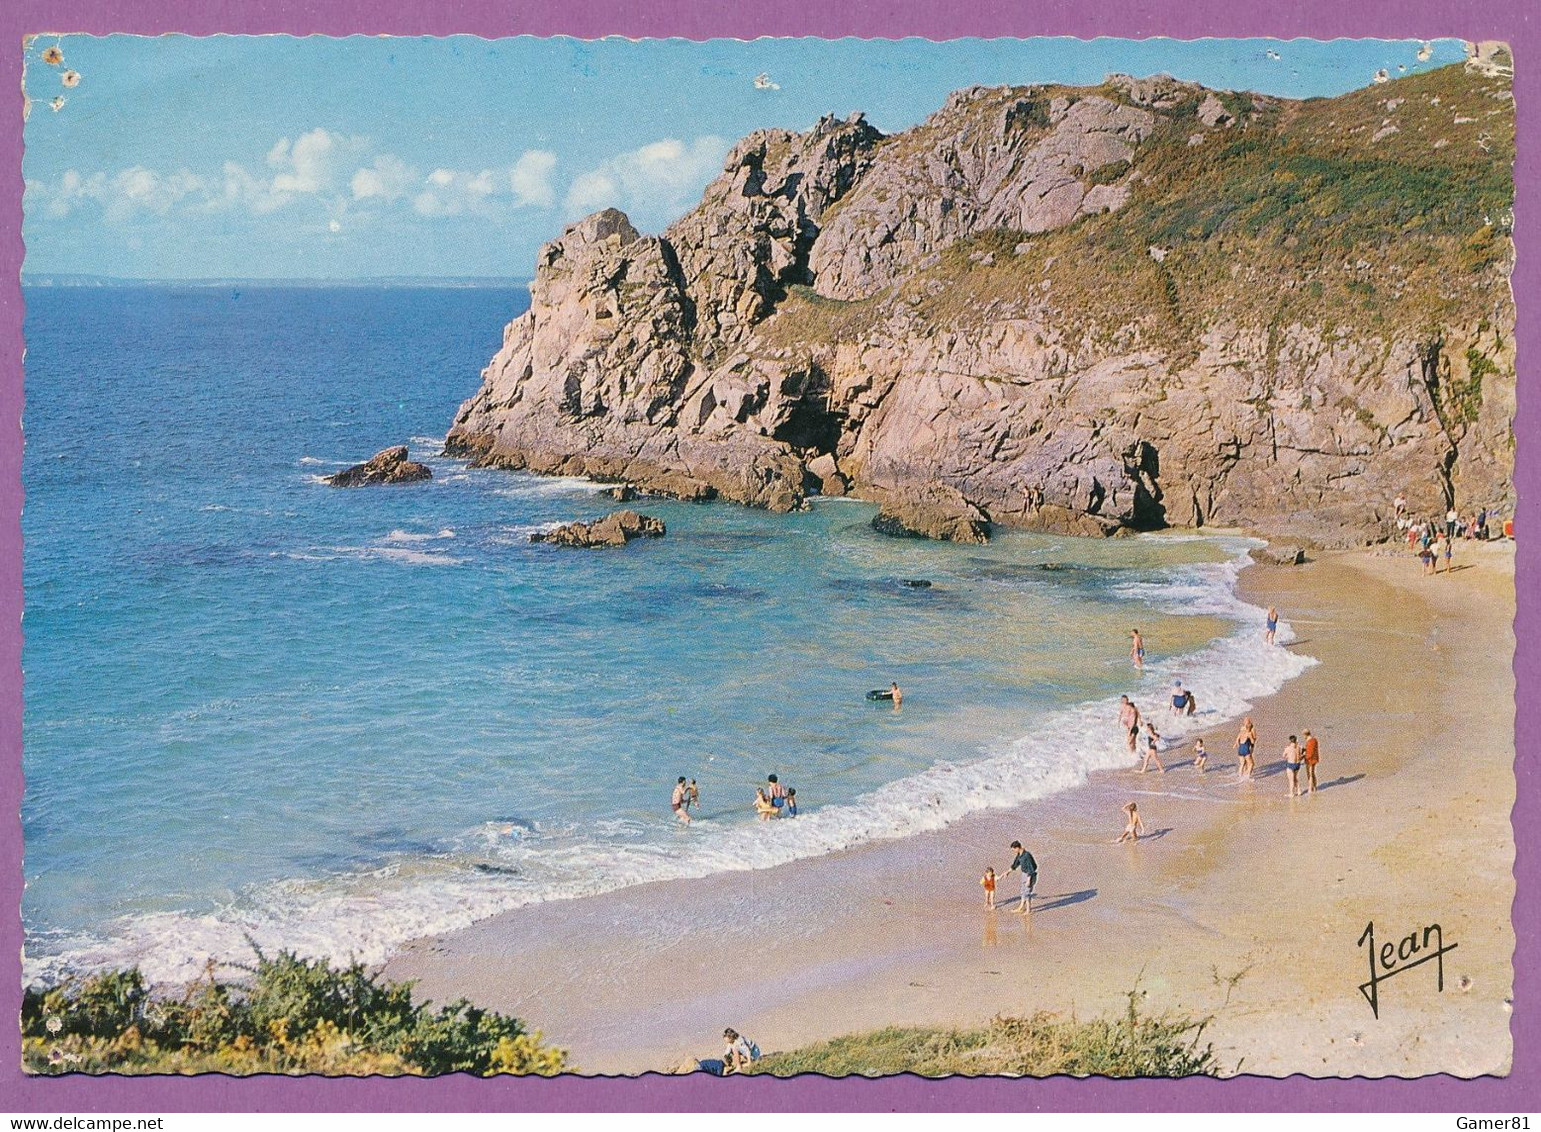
{"left": 22, "top": 951, "right": 566, "bottom": 1076}
{"left": 745, "top": 1002, "right": 1219, "bottom": 1078}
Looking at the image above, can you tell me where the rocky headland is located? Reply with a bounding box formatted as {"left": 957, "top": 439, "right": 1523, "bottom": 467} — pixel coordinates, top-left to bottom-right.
{"left": 447, "top": 57, "right": 1515, "bottom": 546}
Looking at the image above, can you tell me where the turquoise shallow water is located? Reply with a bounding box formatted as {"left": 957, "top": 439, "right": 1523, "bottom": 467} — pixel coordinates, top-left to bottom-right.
{"left": 21, "top": 286, "right": 1312, "bottom": 983}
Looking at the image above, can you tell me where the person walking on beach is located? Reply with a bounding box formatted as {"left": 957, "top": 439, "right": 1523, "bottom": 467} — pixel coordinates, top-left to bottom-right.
{"left": 1008, "top": 840, "right": 1038, "bottom": 914}
{"left": 1235, "top": 718, "right": 1256, "bottom": 780}
{"left": 1140, "top": 722, "right": 1167, "bottom": 773}
{"left": 1130, "top": 628, "right": 1146, "bottom": 671}
{"left": 1116, "top": 801, "right": 1145, "bottom": 843}
{"left": 980, "top": 867, "right": 998, "bottom": 910}
{"left": 1302, "top": 730, "right": 1320, "bottom": 795}
{"left": 1192, "top": 737, "right": 1208, "bottom": 771}
{"left": 1443, "top": 533, "right": 1455, "bottom": 574}
{"left": 1283, "top": 734, "right": 1303, "bottom": 797}
{"left": 1119, "top": 696, "right": 1142, "bottom": 755}
{"left": 1265, "top": 606, "right": 1279, "bottom": 645}
{"left": 1446, "top": 507, "right": 1459, "bottom": 540}
{"left": 672, "top": 776, "right": 693, "bottom": 826}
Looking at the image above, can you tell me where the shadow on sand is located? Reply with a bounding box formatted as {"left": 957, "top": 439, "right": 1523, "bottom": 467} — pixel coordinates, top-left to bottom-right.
{"left": 1008, "top": 888, "right": 1098, "bottom": 913}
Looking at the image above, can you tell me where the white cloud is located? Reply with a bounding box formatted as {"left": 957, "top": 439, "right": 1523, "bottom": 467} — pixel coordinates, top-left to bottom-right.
{"left": 28, "top": 132, "right": 564, "bottom": 229}
{"left": 268, "top": 127, "right": 352, "bottom": 194}
{"left": 509, "top": 149, "right": 557, "bottom": 208}
{"left": 563, "top": 136, "right": 729, "bottom": 222}
{"left": 350, "top": 154, "right": 417, "bottom": 202}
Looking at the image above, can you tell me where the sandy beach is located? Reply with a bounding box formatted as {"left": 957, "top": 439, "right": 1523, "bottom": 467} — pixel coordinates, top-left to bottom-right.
{"left": 385, "top": 540, "right": 1516, "bottom": 1078}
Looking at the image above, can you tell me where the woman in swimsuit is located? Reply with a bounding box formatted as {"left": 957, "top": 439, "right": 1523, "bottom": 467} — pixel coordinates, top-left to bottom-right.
{"left": 1235, "top": 717, "right": 1256, "bottom": 780}
{"left": 1265, "top": 606, "right": 1279, "bottom": 645}
{"left": 1139, "top": 723, "right": 1166, "bottom": 773}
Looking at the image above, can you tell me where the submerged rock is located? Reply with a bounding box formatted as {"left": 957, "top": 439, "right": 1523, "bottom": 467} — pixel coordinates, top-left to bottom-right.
{"left": 871, "top": 484, "right": 991, "bottom": 544}
{"left": 325, "top": 445, "right": 432, "bottom": 487}
{"left": 532, "top": 510, "right": 667, "bottom": 548}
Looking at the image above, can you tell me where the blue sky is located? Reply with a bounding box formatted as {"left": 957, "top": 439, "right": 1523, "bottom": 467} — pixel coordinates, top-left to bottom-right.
{"left": 21, "top": 35, "right": 1466, "bottom": 280}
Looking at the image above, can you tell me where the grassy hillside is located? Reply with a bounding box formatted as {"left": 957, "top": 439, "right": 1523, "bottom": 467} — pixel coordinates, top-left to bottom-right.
{"left": 746, "top": 1001, "right": 1220, "bottom": 1078}
{"left": 767, "top": 61, "right": 1513, "bottom": 358}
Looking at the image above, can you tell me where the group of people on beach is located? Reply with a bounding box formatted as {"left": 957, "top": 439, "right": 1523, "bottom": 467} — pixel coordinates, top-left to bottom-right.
{"left": 1106, "top": 614, "right": 1324, "bottom": 847}
{"left": 753, "top": 774, "right": 798, "bottom": 820}
{"left": 672, "top": 772, "right": 801, "bottom": 824}
{"left": 1394, "top": 492, "right": 1511, "bottom": 576}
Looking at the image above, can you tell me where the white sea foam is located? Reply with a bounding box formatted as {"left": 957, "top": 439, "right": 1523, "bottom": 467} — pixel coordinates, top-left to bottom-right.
{"left": 323, "top": 544, "right": 463, "bottom": 567}
{"left": 492, "top": 474, "right": 611, "bottom": 499}
{"left": 25, "top": 547, "right": 1316, "bottom": 988}
{"left": 384, "top": 528, "right": 456, "bottom": 544}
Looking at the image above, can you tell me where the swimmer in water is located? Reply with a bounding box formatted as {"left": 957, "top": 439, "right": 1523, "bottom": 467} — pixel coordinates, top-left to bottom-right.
{"left": 672, "top": 776, "right": 692, "bottom": 825}
{"left": 1131, "top": 628, "right": 1145, "bottom": 670}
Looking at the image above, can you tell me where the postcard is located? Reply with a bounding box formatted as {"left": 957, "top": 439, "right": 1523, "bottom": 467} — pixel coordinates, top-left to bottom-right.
{"left": 5, "top": 10, "right": 1534, "bottom": 1116}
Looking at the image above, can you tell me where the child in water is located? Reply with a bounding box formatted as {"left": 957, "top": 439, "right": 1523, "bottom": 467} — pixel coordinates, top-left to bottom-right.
{"left": 1192, "top": 737, "right": 1207, "bottom": 771}
{"left": 753, "top": 788, "right": 777, "bottom": 820}
{"left": 1116, "top": 801, "right": 1145, "bottom": 843}
{"left": 785, "top": 788, "right": 798, "bottom": 817}
{"left": 980, "top": 867, "right": 997, "bottom": 909}
{"left": 1140, "top": 723, "right": 1166, "bottom": 773}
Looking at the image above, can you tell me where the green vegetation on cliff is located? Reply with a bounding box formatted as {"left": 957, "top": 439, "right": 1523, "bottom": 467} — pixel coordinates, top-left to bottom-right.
{"left": 770, "top": 62, "right": 1513, "bottom": 357}
{"left": 22, "top": 952, "right": 566, "bottom": 1076}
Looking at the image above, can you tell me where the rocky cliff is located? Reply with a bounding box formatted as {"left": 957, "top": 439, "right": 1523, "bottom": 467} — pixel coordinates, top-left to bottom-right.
{"left": 447, "top": 57, "right": 1515, "bottom": 546}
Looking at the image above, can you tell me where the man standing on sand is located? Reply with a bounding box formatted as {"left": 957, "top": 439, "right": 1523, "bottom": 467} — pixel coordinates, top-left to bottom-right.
{"left": 1119, "top": 695, "right": 1141, "bottom": 755}
{"left": 672, "top": 776, "right": 692, "bottom": 825}
{"left": 1302, "top": 730, "right": 1320, "bottom": 795}
{"left": 1008, "top": 840, "right": 1038, "bottom": 914}
{"left": 1130, "top": 628, "right": 1145, "bottom": 670}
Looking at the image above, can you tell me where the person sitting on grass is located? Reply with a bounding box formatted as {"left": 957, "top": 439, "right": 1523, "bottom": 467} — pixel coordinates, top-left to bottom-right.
{"left": 722, "top": 1028, "right": 760, "bottom": 1074}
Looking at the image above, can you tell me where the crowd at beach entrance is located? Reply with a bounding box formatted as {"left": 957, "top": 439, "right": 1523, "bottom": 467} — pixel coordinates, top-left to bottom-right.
{"left": 1393, "top": 492, "right": 1512, "bottom": 577}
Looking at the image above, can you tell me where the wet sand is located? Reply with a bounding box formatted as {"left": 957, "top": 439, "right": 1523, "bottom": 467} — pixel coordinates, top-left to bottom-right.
{"left": 385, "top": 541, "right": 1515, "bottom": 1077}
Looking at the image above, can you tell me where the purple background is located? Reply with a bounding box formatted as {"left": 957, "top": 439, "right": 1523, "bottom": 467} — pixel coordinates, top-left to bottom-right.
{"left": 1, "top": 0, "right": 1533, "bottom": 1113}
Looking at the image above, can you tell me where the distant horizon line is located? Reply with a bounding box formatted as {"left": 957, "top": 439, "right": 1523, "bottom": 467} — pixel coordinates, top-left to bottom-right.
{"left": 21, "top": 273, "right": 532, "bottom": 288}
